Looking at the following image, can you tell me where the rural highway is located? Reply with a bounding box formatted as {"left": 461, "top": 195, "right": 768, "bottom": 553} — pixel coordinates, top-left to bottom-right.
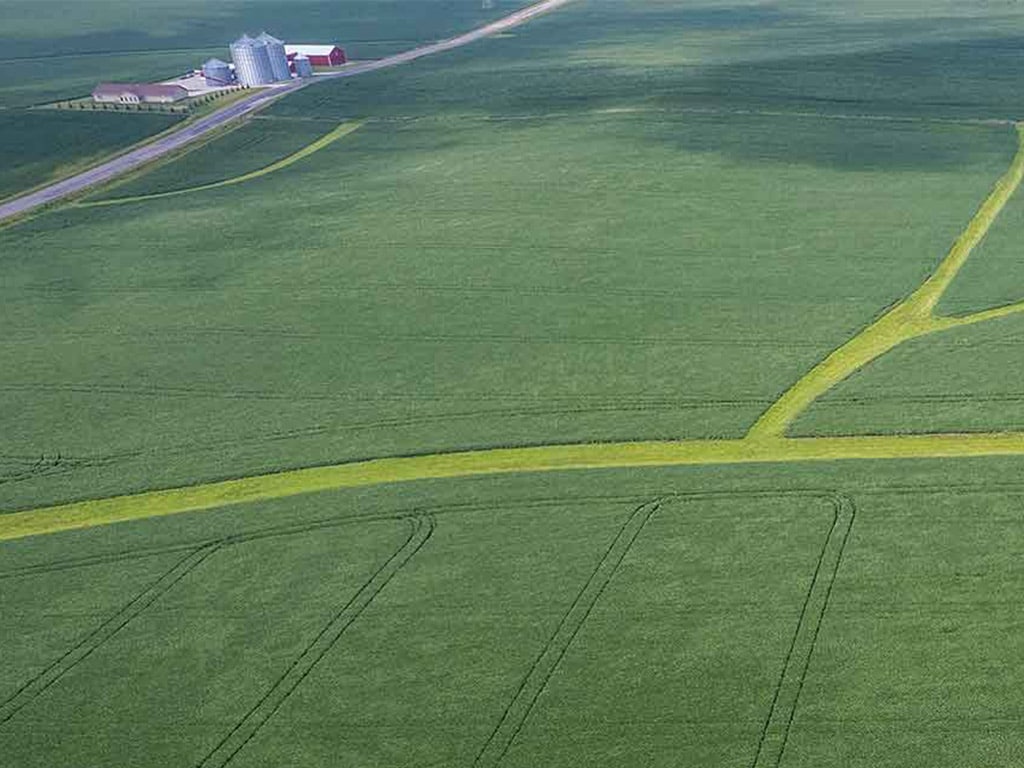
{"left": 0, "top": 0, "right": 574, "bottom": 225}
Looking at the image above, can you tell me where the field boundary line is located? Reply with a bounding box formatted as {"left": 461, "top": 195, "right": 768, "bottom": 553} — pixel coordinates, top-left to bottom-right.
{"left": 473, "top": 498, "right": 662, "bottom": 767}
{"left": 194, "top": 514, "right": 435, "bottom": 768}
{"left": 0, "top": 541, "right": 221, "bottom": 726}
{"left": 0, "top": 541, "right": 199, "bottom": 580}
{"left": 75, "top": 120, "right": 364, "bottom": 207}
{"left": 751, "top": 495, "right": 855, "bottom": 768}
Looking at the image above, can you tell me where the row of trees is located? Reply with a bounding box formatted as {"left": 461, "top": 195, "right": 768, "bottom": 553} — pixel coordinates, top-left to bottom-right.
{"left": 53, "top": 87, "right": 248, "bottom": 115}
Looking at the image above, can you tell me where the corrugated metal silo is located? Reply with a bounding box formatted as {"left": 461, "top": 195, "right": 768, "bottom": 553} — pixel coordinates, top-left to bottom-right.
{"left": 257, "top": 32, "right": 292, "bottom": 82}
{"left": 293, "top": 54, "right": 314, "bottom": 78}
{"left": 230, "top": 34, "right": 274, "bottom": 86}
{"left": 202, "top": 58, "right": 234, "bottom": 87}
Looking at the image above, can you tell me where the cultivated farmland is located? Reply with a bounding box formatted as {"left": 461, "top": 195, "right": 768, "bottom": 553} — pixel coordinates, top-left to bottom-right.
{"left": 0, "top": 110, "right": 180, "bottom": 201}
{"left": 4, "top": 1, "right": 1024, "bottom": 766}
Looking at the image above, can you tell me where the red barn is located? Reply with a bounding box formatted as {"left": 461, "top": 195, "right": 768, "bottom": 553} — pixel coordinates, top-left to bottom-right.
{"left": 285, "top": 45, "right": 347, "bottom": 68}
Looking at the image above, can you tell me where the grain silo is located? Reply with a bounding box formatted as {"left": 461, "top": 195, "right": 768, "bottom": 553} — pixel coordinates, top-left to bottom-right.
{"left": 293, "top": 54, "right": 314, "bottom": 78}
{"left": 230, "top": 34, "right": 274, "bottom": 86}
{"left": 202, "top": 58, "right": 234, "bottom": 87}
{"left": 258, "top": 32, "right": 292, "bottom": 82}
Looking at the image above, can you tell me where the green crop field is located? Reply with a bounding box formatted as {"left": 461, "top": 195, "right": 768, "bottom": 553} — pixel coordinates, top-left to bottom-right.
{"left": 0, "top": 110, "right": 181, "bottom": 202}
{"left": 4, "top": 0, "right": 1024, "bottom": 765}
{"left": 86, "top": 116, "right": 349, "bottom": 201}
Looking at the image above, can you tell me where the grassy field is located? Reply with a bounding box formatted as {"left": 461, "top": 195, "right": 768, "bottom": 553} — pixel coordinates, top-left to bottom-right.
{"left": 3, "top": 464, "right": 1024, "bottom": 766}
{"left": 1, "top": 109, "right": 1013, "bottom": 511}
{"left": 6, "top": 0, "right": 1024, "bottom": 765}
{"left": 789, "top": 133, "right": 1024, "bottom": 438}
{"left": 793, "top": 313, "right": 1024, "bottom": 436}
{"left": 939, "top": 176, "right": 1024, "bottom": 317}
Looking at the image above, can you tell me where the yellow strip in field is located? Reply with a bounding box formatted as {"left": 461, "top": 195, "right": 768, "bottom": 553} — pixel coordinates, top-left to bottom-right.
{"left": 8, "top": 117, "right": 1024, "bottom": 545}
{"left": 946, "top": 299, "right": 1024, "bottom": 328}
{"left": 77, "top": 121, "right": 364, "bottom": 207}
{"left": 746, "top": 124, "right": 1024, "bottom": 439}
{"left": 5, "top": 432, "right": 1024, "bottom": 542}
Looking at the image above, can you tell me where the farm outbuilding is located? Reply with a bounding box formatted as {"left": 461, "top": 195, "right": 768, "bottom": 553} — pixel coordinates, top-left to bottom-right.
{"left": 201, "top": 58, "right": 235, "bottom": 87}
{"left": 285, "top": 44, "right": 347, "bottom": 67}
{"left": 292, "top": 54, "right": 314, "bottom": 78}
{"left": 92, "top": 83, "right": 189, "bottom": 104}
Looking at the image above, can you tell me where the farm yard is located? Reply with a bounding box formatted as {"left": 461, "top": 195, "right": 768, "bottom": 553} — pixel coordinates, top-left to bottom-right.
{"left": 4, "top": 0, "right": 1024, "bottom": 766}
{"left": 0, "top": 0, "right": 534, "bottom": 198}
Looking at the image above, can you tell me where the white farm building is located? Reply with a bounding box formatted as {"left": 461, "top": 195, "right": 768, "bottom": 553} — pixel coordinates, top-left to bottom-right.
{"left": 92, "top": 83, "right": 189, "bottom": 104}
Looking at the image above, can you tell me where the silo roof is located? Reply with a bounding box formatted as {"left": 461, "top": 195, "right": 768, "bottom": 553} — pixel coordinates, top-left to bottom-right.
{"left": 257, "top": 32, "right": 284, "bottom": 44}
{"left": 232, "top": 34, "right": 257, "bottom": 47}
{"left": 204, "top": 58, "right": 230, "bottom": 67}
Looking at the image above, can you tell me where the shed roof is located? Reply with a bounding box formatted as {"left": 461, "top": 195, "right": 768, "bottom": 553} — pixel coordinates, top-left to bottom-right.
{"left": 92, "top": 83, "right": 189, "bottom": 98}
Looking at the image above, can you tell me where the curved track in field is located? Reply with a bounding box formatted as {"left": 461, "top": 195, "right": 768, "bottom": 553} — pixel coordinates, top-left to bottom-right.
{"left": 76, "top": 122, "right": 363, "bottom": 207}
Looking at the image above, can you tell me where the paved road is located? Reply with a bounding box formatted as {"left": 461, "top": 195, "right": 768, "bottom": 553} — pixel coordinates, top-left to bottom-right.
{"left": 0, "top": 0, "right": 573, "bottom": 224}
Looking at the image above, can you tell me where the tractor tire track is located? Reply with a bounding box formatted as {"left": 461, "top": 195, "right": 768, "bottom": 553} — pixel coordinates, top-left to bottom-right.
{"left": 0, "top": 541, "right": 221, "bottom": 726}
{"left": 194, "top": 514, "right": 435, "bottom": 768}
{"left": 0, "top": 542, "right": 200, "bottom": 580}
{"left": 0, "top": 487, "right": 835, "bottom": 575}
{"left": 0, "top": 513, "right": 427, "bottom": 726}
{"left": 473, "top": 498, "right": 662, "bottom": 767}
{"left": 0, "top": 326, "right": 828, "bottom": 350}
{"left": 750, "top": 495, "right": 855, "bottom": 768}
{"left": 0, "top": 382, "right": 765, "bottom": 408}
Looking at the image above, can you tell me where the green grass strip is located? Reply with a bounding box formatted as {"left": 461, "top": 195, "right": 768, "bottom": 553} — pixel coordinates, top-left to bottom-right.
{"left": 7, "top": 432, "right": 1024, "bottom": 542}
{"left": 747, "top": 124, "right": 1024, "bottom": 439}
{"left": 77, "top": 120, "right": 364, "bottom": 207}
